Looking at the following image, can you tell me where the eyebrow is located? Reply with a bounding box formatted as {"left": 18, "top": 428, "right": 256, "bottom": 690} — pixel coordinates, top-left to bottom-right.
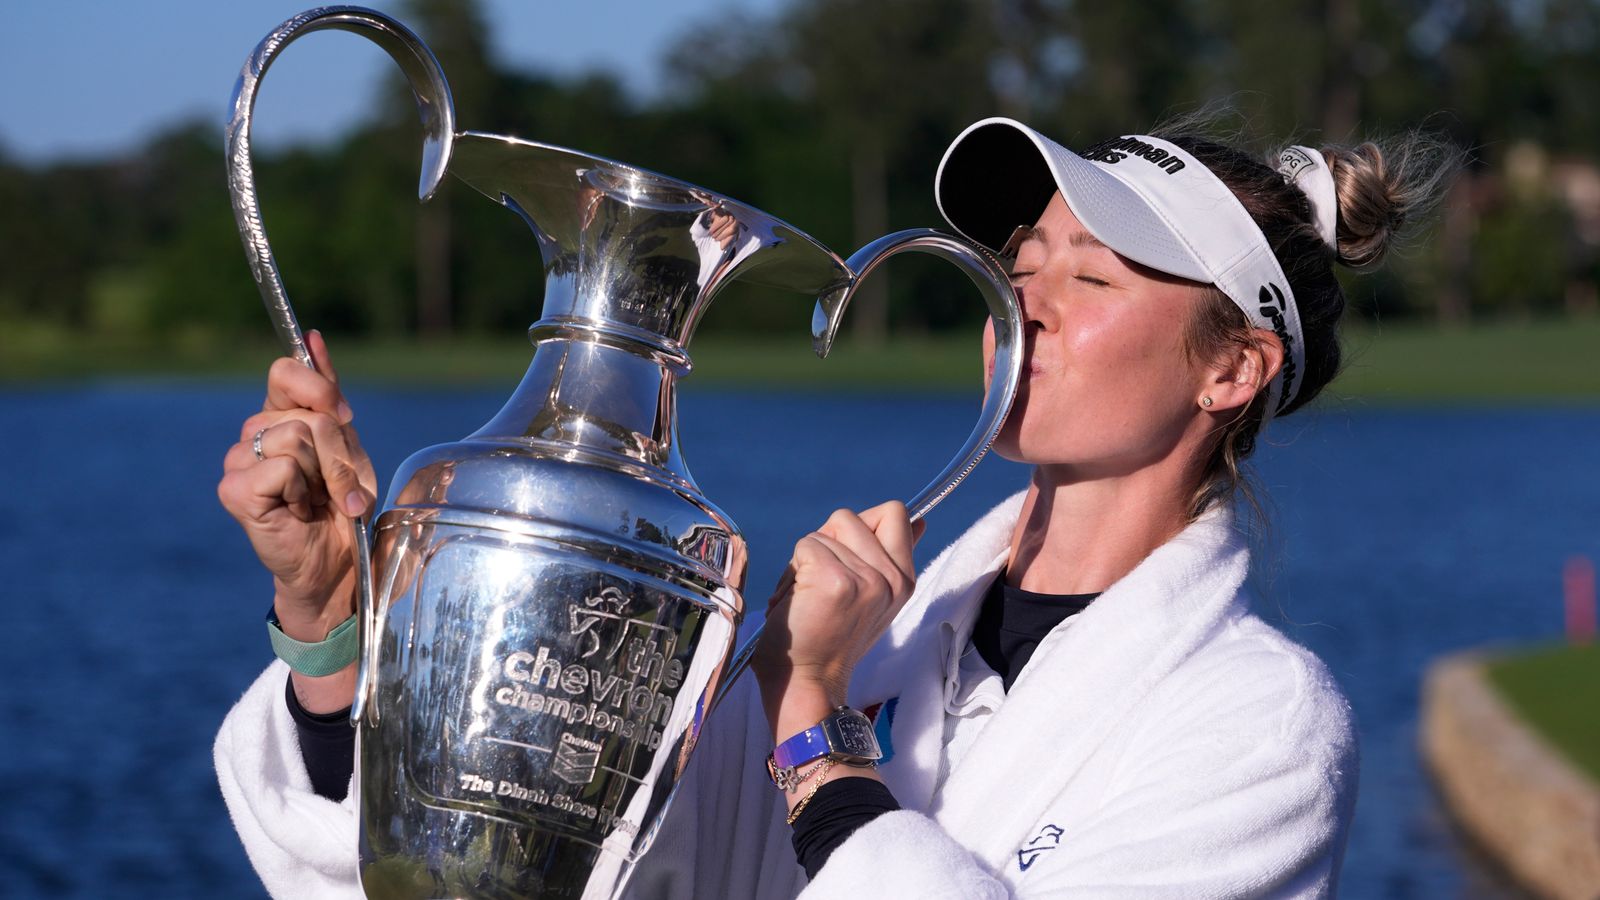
{"left": 1067, "top": 230, "right": 1108, "bottom": 250}
{"left": 1001, "top": 224, "right": 1110, "bottom": 261}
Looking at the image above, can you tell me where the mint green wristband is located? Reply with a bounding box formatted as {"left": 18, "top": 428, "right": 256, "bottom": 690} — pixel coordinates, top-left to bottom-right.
{"left": 266, "top": 608, "right": 359, "bottom": 677}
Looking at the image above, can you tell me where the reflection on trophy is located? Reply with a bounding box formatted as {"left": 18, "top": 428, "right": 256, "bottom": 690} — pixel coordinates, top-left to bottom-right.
{"left": 226, "top": 7, "right": 1021, "bottom": 899}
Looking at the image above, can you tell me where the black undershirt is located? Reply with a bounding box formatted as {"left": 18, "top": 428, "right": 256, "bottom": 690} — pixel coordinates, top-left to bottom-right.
{"left": 284, "top": 676, "right": 355, "bottom": 802}
{"left": 288, "top": 572, "right": 1099, "bottom": 878}
{"left": 970, "top": 574, "right": 1099, "bottom": 691}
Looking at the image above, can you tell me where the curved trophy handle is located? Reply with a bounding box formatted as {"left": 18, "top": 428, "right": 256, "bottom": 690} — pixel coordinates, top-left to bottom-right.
{"left": 224, "top": 5, "right": 456, "bottom": 727}
{"left": 712, "top": 229, "right": 1024, "bottom": 708}
{"left": 813, "top": 228, "right": 1024, "bottom": 521}
{"left": 227, "top": 4, "right": 455, "bottom": 362}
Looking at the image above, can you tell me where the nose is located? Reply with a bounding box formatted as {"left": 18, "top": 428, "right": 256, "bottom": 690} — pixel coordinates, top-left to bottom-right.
{"left": 1013, "top": 284, "right": 1049, "bottom": 336}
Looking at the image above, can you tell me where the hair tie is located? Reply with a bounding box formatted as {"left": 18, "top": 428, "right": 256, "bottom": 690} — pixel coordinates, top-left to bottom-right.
{"left": 1277, "top": 146, "right": 1338, "bottom": 251}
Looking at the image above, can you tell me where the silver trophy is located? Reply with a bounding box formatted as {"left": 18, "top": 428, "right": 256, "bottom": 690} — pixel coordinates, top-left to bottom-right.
{"left": 227, "top": 7, "right": 1022, "bottom": 899}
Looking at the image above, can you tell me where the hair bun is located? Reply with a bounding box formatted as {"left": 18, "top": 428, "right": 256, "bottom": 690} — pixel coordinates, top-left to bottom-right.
{"left": 1323, "top": 135, "right": 1459, "bottom": 269}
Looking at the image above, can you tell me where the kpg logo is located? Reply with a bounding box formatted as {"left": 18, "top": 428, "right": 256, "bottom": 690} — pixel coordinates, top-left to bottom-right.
{"left": 1277, "top": 146, "right": 1319, "bottom": 179}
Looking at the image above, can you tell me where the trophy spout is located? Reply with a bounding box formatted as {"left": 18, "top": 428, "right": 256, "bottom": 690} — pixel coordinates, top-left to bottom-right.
{"left": 445, "top": 132, "right": 853, "bottom": 350}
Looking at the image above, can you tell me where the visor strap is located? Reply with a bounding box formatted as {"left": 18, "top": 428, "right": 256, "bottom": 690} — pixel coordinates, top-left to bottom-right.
{"left": 1211, "top": 250, "right": 1302, "bottom": 419}
{"left": 1105, "top": 133, "right": 1308, "bottom": 417}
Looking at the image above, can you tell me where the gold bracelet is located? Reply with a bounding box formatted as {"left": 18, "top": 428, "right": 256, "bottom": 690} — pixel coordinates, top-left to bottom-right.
{"left": 785, "top": 757, "right": 837, "bottom": 825}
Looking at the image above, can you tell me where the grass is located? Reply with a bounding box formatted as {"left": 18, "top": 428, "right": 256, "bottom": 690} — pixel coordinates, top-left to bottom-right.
{"left": 1485, "top": 642, "right": 1600, "bottom": 783}
{"left": 3, "top": 316, "right": 1599, "bottom": 402}
{"left": 1336, "top": 318, "right": 1600, "bottom": 403}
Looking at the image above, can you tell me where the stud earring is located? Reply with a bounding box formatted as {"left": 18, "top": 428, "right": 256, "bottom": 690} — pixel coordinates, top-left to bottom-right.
{"left": 1201, "top": 396, "right": 1214, "bottom": 408}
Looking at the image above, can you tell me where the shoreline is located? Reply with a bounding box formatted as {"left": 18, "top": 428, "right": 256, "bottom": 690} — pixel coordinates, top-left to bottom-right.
{"left": 1420, "top": 648, "right": 1600, "bottom": 899}
{"left": 4, "top": 317, "right": 1600, "bottom": 401}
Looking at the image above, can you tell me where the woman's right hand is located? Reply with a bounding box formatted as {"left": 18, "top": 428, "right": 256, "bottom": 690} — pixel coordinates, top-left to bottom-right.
{"left": 217, "top": 331, "right": 377, "bottom": 696}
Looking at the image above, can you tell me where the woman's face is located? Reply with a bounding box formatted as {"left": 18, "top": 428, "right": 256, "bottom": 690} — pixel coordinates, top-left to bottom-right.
{"left": 982, "top": 193, "right": 1214, "bottom": 474}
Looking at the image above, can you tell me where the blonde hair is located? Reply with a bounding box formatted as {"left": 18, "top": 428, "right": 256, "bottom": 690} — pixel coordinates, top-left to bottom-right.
{"left": 1161, "top": 127, "right": 1462, "bottom": 517}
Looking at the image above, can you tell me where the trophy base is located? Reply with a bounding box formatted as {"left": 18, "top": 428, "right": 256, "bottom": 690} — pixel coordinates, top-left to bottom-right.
{"left": 358, "top": 825, "right": 629, "bottom": 900}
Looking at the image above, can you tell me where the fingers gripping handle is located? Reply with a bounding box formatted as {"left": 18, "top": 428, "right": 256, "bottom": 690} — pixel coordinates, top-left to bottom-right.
{"left": 813, "top": 228, "right": 1025, "bottom": 522}
{"left": 712, "top": 230, "right": 1023, "bottom": 709}
{"left": 226, "top": 6, "right": 456, "bottom": 725}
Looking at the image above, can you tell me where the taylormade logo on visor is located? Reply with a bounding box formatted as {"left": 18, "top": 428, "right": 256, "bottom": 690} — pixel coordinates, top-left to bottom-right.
{"left": 1258, "top": 284, "right": 1298, "bottom": 415}
{"left": 1082, "top": 136, "right": 1187, "bottom": 174}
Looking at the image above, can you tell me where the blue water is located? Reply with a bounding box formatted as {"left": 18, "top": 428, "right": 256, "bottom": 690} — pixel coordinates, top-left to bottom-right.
{"left": 2, "top": 382, "right": 1595, "bottom": 898}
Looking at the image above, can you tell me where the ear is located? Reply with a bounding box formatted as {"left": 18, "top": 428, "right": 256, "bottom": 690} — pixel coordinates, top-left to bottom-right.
{"left": 1199, "top": 328, "right": 1285, "bottom": 414}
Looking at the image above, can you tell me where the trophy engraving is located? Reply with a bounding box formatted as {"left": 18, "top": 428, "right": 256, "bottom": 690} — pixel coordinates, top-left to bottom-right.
{"left": 570, "top": 587, "right": 645, "bottom": 661}
{"left": 397, "top": 537, "right": 708, "bottom": 853}
{"left": 226, "top": 7, "right": 1022, "bottom": 898}
{"left": 552, "top": 734, "right": 604, "bottom": 786}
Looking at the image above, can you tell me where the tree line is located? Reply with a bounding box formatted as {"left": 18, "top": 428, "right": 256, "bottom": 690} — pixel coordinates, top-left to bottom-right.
{"left": 3, "top": 0, "right": 1597, "bottom": 346}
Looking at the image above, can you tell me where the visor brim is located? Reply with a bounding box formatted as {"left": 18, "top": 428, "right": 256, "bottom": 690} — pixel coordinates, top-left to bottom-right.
{"left": 935, "top": 118, "right": 1212, "bottom": 285}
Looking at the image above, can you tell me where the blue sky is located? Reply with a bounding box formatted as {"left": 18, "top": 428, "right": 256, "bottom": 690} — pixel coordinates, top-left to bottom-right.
{"left": 0, "top": 0, "right": 785, "bottom": 163}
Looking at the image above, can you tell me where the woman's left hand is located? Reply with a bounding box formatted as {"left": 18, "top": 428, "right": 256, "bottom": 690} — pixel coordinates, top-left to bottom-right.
{"left": 751, "top": 501, "right": 925, "bottom": 743}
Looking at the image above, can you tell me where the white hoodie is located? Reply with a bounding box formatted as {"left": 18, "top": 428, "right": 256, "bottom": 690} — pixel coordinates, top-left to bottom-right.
{"left": 216, "top": 492, "right": 1358, "bottom": 898}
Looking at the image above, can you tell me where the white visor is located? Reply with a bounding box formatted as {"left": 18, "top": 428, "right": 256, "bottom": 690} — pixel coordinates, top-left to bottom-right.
{"left": 935, "top": 117, "right": 1306, "bottom": 417}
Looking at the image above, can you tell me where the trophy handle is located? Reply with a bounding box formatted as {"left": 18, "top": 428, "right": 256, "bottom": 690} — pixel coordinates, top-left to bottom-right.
{"left": 226, "top": 5, "right": 454, "bottom": 363}
{"left": 224, "top": 6, "right": 456, "bottom": 726}
{"left": 713, "top": 229, "right": 1023, "bottom": 707}
{"left": 813, "top": 228, "right": 1024, "bottom": 521}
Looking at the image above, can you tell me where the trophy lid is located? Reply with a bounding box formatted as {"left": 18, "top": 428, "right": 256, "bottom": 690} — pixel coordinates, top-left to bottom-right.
{"left": 448, "top": 132, "right": 853, "bottom": 348}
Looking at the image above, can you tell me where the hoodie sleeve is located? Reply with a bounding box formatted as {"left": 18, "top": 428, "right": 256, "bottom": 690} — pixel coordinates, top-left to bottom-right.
{"left": 799, "top": 810, "right": 1010, "bottom": 899}
{"left": 214, "top": 661, "right": 362, "bottom": 900}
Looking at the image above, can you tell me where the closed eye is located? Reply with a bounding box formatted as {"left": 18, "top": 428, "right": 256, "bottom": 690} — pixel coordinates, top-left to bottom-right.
{"left": 1008, "top": 270, "right": 1034, "bottom": 287}
{"left": 1076, "top": 275, "right": 1111, "bottom": 287}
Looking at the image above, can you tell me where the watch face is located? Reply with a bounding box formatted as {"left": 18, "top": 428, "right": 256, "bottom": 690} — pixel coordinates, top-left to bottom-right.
{"left": 835, "top": 713, "right": 875, "bottom": 756}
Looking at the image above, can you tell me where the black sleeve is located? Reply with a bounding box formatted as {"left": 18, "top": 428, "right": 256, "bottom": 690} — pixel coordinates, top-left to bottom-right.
{"left": 789, "top": 776, "right": 901, "bottom": 880}
{"left": 284, "top": 675, "right": 356, "bottom": 802}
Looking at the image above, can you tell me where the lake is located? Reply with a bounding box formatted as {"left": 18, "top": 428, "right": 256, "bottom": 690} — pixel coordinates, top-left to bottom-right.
{"left": 2, "top": 381, "right": 1594, "bottom": 897}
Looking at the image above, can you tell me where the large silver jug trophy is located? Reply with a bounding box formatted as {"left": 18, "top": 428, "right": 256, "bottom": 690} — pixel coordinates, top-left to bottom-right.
{"left": 227, "top": 8, "right": 1022, "bottom": 898}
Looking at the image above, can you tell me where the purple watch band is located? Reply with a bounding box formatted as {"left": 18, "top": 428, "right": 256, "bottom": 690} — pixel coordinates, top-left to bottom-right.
{"left": 767, "top": 707, "right": 882, "bottom": 790}
{"left": 772, "top": 723, "right": 835, "bottom": 770}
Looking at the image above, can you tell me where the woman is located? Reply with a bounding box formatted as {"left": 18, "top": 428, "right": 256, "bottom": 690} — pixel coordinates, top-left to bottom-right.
{"left": 216, "top": 116, "right": 1450, "bottom": 898}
